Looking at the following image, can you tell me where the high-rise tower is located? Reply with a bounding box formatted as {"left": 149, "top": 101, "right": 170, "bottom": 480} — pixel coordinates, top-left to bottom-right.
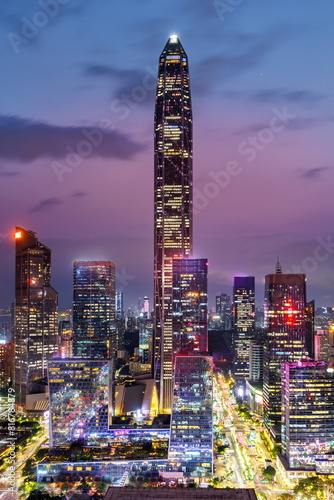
{"left": 263, "top": 264, "right": 308, "bottom": 442}
{"left": 172, "top": 258, "right": 208, "bottom": 359}
{"left": 73, "top": 261, "right": 116, "bottom": 359}
{"left": 233, "top": 276, "right": 255, "bottom": 381}
{"left": 153, "top": 35, "right": 193, "bottom": 412}
{"left": 14, "top": 227, "right": 58, "bottom": 407}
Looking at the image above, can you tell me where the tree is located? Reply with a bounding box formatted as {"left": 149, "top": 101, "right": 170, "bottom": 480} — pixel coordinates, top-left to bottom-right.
{"left": 27, "top": 488, "right": 51, "bottom": 500}
{"left": 22, "top": 458, "right": 36, "bottom": 478}
{"left": 323, "top": 480, "right": 334, "bottom": 500}
{"left": 277, "top": 494, "right": 295, "bottom": 500}
{"left": 95, "top": 481, "right": 108, "bottom": 494}
{"left": 263, "top": 465, "right": 276, "bottom": 481}
{"left": 294, "top": 476, "right": 323, "bottom": 499}
{"left": 61, "top": 482, "right": 70, "bottom": 493}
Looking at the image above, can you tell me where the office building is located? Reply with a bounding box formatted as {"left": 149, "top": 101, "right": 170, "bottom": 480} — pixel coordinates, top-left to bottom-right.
{"left": 169, "top": 354, "right": 213, "bottom": 477}
{"left": 216, "top": 294, "right": 233, "bottom": 330}
{"left": 116, "top": 292, "right": 124, "bottom": 319}
{"left": 306, "top": 300, "right": 315, "bottom": 359}
{"left": 14, "top": 227, "right": 58, "bottom": 407}
{"left": 233, "top": 276, "right": 255, "bottom": 380}
{"left": 0, "top": 341, "right": 14, "bottom": 389}
{"left": 153, "top": 35, "right": 193, "bottom": 413}
{"left": 281, "top": 361, "right": 334, "bottom": 469}
{"left": 315, "top": 330, "right": 332, "bottom": 362}
{"left": 172, "top": 258, "right": 208, "bottom": 360}
{"left": 48, "top": 359, "right": 112, "bottom": 448}
{"left": 249, "top": 340, "right": 264, "bottom": 383}
{"left": 73, "top": 261, "right": 116, "bottom": 359}
{"left": 263, "top": 263, "right": 308, "bottom": 441}
{"left": 142, "top": 296, "right": 150, "bottom": 317}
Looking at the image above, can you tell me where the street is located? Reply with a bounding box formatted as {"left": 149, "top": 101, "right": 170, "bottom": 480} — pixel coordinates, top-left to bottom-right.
{"left": 214, "top": 372, "right": 291, "bottom": 499}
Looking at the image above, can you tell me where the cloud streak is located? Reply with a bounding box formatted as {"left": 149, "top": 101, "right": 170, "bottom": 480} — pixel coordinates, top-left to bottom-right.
{"left": 0, "top": 115, "right": 146, "bottom": 163}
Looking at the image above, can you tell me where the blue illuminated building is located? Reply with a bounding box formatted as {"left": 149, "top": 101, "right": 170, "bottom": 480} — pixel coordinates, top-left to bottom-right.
{"left": 169, "top": 353, "right": 213, "bottom": 477}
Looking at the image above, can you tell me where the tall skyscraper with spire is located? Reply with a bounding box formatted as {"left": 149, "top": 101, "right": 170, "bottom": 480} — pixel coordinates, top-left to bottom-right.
{"left": 153, "top": 35, "right": 193, "bottom": 413}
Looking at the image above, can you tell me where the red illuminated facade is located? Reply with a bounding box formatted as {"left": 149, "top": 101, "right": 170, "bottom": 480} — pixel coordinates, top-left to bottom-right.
{"left": 263, "top": 265, "right": 309, "bottom": 441}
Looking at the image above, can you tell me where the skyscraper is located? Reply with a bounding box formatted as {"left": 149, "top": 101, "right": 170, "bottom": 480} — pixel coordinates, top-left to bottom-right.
{"left": 216, "top": 293, "right": 233, "bottom": 330}
{"left": 14, "top": 227, "right": 58, "bottom": 407}
{"left": 169, "top": 354, "right": 213, "bottom": 477}
{"left": 172, "top": 258, "right": 208, "bottom": 359}
{"left": 115, "top": 292, "right": 124, "bottom": 319}
{"left": 233, "top": 276, "right": 255, "bottom": 381}
{"left": 281, "top": 361, "right": 334, "bottom": 470}
{"left": 73, "top": 261, "right": 116, "bottom": 359}
{"left": 153, "top": 35, "right": 193, "bottom": 413}
{"left": 142, "top": 296, "right": 150, "bottom": 317}
{"left": 263, "top": 264, "right": 308, "bottom": 441}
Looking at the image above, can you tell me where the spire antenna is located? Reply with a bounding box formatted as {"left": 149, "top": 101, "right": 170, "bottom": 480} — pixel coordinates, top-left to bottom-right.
{"left": 275, "top": 257, "right": 282, "bottom": 274}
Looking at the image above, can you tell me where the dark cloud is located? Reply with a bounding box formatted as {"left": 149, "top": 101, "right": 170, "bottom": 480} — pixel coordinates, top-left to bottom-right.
{"left": 233, "top": 114, "right": 334, "bottom": 135}
{"left": 83, "top": 63, "right": 157, "bottom": 106}
{"left": 193, "top": 39, "right": 273, "bottom": 93}
{"left": 30, "top": 197, "right": 62, "bottom": 213}
{"left": 83, "top": 64, "right": 143, "bottom": 83}
{"left": 0, "top": 170, "right": 21, "bottom": 177}
{"left": 224, "top": 88, "right": 326, "bottom": 105}
{"left": 299, "top": 167, "right": 330, "bottom": 180}
{"left": 72, "top": 191, "right": 87, "bottom": 198}
{"left": 0, "top": 115, "right": 146, "bottom": 163}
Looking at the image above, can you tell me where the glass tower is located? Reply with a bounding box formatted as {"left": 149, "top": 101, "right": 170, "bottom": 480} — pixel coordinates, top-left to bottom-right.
{"left": 48, "top": 359, "right": 112, "bottom": 448}
{"left": 169, "top": 354, "right": 213, "bottom": 477}
{"left": 73, "top": 261, "right": 116, "bottom": 359}
{"left": 172, "top": 258, "right": 208, "bottom": 360}
{"left": 281, "top": 361, "right": 334, "bottom": 469}
{"left": 14, "top": 227, "right": 58, "bottom": 407}
{"left": 233, "top": 276, "right": 255, "bottom": 381}
{"left": 153, "top": 35, "right": 193, "bottom": 413}
{"left": 263, "top": 265, "right": 308, "bottom": 441}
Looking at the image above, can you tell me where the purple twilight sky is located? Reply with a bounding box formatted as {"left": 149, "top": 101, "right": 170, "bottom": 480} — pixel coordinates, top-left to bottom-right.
{"left": 1, "top": 0, "right": 334, "bottom": 310}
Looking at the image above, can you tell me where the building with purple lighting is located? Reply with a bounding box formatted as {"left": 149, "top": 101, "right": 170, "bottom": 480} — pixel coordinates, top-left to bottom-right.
{"left": 172, "top": 258, "right": 208, "bottom": 360}
{"left": 281, "top": 360, "right": 334, "bottom": 470}
{"left": 168, "top": 353, "right": 213, "bottom": 477}
{"left": 48, "top": 359, "right": 112, "bottom": 448}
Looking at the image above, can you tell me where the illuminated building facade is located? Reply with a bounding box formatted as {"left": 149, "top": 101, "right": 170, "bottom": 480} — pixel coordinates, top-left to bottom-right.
{"left": 249, "top": 341, "right": 264, "bottom": 383}
{"left": 233, "top": 276, "right": 255, "bottom": 380}
{"left": 15, "top": 227, "right": 58, "bottom": 407}
{"left": 281, "top": 361, "right": 334, "bottom": 469}
{"left": 172, "top": 259, "right": 208, "bottom": 359}
{"left": 142, "top": 296, "right": 150, "bottom": 317}
{"left": 314, "top": 329, "right": 332, "bottom": 362}
{"left": 116, "top": 292, "right": 124, "bottom": 319}
{"left": 73, "top": 261, "right": 116, "bottom": 359}
{"left": 169, "top": 354, "right": 213, "bottom": 477}
{"left": 263, "top": 265, "right": 308, "bottom": 441}
{"left": 153, "top": 35, "right": 193, "bottom": 413}
{"left": 216, "top": 293, "right": 232, "bottom": 330}
{"left": 0, "top": 341, "right": 14, "bottom": 389}
{"left": 48, "top": 359, "right": 112, "bottom": 448}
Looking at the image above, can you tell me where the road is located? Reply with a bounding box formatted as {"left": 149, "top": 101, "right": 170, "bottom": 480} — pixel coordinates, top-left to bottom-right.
{"left": 0, "top": 420, "right": 48, "bottom": 497}
{"left": 214, "top": 373, "right": 291, "bottom": 499}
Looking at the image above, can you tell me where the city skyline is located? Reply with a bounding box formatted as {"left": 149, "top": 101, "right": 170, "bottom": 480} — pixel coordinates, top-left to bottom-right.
{"left": 1, "top": 1, "right": 334, "bottom": 310}
{"left": 1, "top": 9, "right": 334, "bottom": 494}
